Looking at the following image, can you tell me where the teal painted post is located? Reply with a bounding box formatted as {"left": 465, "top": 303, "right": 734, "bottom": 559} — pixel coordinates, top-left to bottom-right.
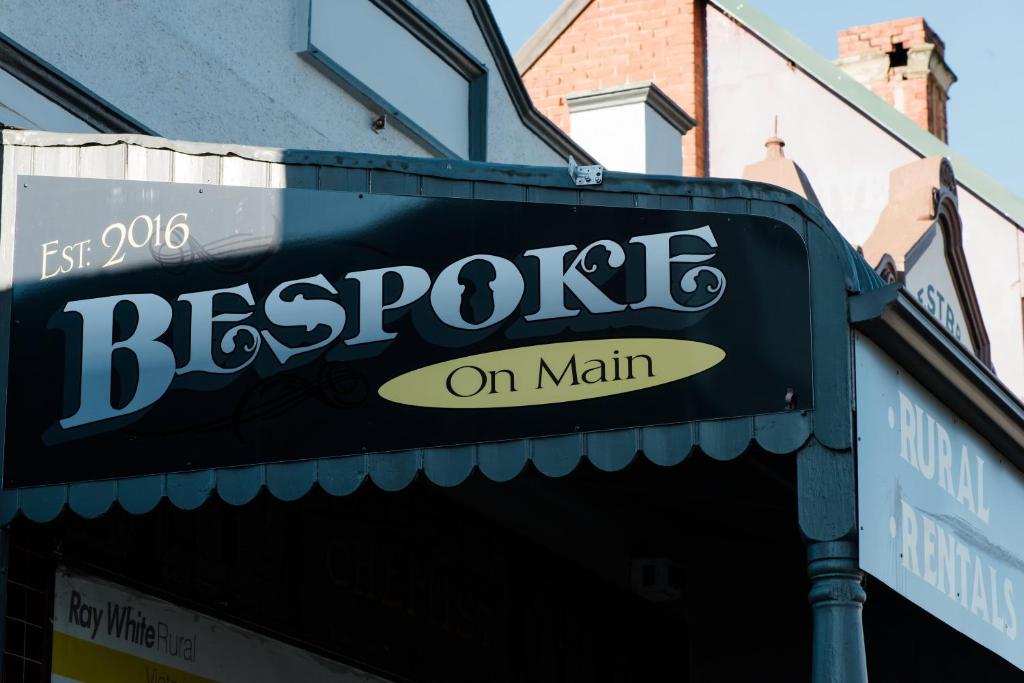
{"left": 798, "top": 440, "right": 867, "bottom": 681}
{"left": 0, "top": 526, "right": 8, "bottom": 675}
{"left": 807, "top": 541, "right": 867, "bottom": 682}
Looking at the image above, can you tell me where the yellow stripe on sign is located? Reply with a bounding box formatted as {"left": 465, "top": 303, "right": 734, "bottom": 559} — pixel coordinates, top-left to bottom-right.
{"left": 52, "top": 632, "right": 216, "bottom": 683}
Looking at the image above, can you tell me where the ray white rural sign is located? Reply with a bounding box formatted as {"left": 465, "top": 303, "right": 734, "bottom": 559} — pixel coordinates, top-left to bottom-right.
{"left": 52, "top": 569, "right": 386, "bottom": 682}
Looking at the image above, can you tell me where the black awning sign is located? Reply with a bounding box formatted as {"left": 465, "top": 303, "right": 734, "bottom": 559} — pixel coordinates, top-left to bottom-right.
{"left": 6, "top": 176, "right": 812, "bottom": 486}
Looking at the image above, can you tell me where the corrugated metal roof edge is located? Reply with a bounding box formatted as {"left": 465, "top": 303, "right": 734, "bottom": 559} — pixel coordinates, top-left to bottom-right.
{"left": 2, "top": 129, "right": 881, "bottom": 295}
{"left": 710, "top": 0, "right": 1024, "bottom": 230}
{"left": 0, "top": 130, "right": 872, "bottom": 522}
{"left": 851, "top": 287, "right": 1024, "bottom": 472}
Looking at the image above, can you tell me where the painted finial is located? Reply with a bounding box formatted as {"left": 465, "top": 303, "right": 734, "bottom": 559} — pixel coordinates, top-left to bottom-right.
{"left": 765, "top": 116, "right": 785, "bottom": 159}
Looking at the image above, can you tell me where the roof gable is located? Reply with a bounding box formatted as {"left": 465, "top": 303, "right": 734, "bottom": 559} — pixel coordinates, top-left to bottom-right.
{"left": 516, "top": 0, "right": 1024, "bottom": 229}
{"left": 710, "top": 0, "right": 1024, "bottom": 230}
{"left": 863, "top": 156, "right": 991, "bottom": 365}
{"left": 464, "top": 0, "right": 596, "bottom": 164}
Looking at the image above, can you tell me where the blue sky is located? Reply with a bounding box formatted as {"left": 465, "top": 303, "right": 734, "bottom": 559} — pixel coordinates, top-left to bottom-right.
{"left": 490, "top": 0, "right": 1024, "bottom": 197}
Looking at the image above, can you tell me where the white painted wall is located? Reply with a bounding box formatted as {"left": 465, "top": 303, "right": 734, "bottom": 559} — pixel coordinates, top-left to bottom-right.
{"left": 570, "top": 102, "right": 682, "bottom": 175}
{"left": 959, "top": 191, "right": 1024, "bottom": 388}
{"left": 706, "top": 6, "right": 1024, "bottom": 396}
{"left": 645, "top": 107, "right": 684, "bottom": 176}
{"left": 409, "top": 0, "right": 565, "bottom": 165}
{"left": 706, "top": 7, "right": 918, "bottom": 246}
{"left": 570, "top": 102, "right": 648, "bottom": 173}
{"left": 0, "top": 0, "right": 563, "bottom": 165}
{"left": 309, "top": 0, "right": 470, "bottom": 157}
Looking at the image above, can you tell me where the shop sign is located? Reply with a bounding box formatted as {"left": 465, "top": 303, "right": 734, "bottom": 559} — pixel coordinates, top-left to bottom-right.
{"left": 52, "top": 568, "right": 389, "bottom": 682}
{"left": 856, "top": 334, "right": 1023, "bottom": 672}
{"left": 6, "top": 177, "right": 812, "bottom": 485}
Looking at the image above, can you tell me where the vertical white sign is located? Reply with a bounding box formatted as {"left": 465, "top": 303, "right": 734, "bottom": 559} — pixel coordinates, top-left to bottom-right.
{"left": 856, "top": 334, "right": 1023, "bottom": 671}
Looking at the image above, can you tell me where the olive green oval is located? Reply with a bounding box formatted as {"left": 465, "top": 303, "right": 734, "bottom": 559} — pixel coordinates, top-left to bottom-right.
{"left": 378, "top": 338, "right": 726, "bottom": 409}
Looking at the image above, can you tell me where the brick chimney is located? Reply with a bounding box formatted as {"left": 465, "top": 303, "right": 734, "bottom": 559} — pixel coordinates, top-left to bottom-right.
{"left": 836, "top": 18, "right": 956, "bottom": 141}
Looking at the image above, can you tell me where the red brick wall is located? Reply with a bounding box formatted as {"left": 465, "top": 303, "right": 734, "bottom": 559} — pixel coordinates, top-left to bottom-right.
{"left": 522, "top": 0, "right": 707, "bottom": 176}
{"left": 837, "top": 17, "right": 950, "bottom": 141}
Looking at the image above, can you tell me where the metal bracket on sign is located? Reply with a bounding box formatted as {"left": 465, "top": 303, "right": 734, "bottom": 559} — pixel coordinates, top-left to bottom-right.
{"left": 568, "top": 155, "right": 604, "bottom": 186}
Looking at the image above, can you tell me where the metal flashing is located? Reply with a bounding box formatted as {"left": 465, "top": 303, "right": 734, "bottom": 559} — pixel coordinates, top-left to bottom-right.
{"left": 368, "top": 0, "right": 484, "bottom": 77}
{"left": 300, "top": 0, "right": 488, "bottom": 161}
{"left": 850, "top": 286, "right": 1024, "bottom": 471}
{"left": 465, "top": 0, "right": 597, "bottom": 165}
{"left": 566, "top": 82, "right": 698, "bottom": 135}
{"left": 0, "top": 32, "right": 153, "bottom": 135}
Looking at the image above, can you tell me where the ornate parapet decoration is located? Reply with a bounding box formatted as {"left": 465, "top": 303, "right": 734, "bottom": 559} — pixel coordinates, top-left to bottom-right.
{"left": 862, "top": 157, "right": 991, "bottom": 366}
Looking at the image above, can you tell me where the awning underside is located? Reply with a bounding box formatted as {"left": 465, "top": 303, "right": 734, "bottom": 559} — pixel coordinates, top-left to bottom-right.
{"left": 0, "top": 411, "right": 812, "bottom": 523}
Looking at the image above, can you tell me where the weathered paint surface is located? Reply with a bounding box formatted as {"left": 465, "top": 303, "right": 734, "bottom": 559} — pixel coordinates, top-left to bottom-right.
{"left": 706, "top": 5, "right": 917, "bottom": 244}
{"left": 903, "top": 225, "right": 969, "bottom": 345}
{"left": 857, "top": 333, "right": 1024, "bottom": 672}
{"left": 706, "top": 5, "right": 1024, "bottom": 398}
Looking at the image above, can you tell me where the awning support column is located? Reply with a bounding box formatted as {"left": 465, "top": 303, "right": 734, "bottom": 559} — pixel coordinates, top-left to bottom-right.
{"left": 798, "top": 439, "right": 868, "bottom": 682}
{"left": 807, "top": 540, "right": 867, "bottom": 682}
{"left": 0, "top": 525, "right": 9, "bottom": 675}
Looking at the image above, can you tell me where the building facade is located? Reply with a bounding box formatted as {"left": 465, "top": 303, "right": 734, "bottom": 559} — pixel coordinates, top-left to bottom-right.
{"left": 520, "top": 0, "right": 1024, "bottom": 396}
{"left": 0, "top": 2, "right": 1021, "bottom": 682}
{"left": 0, "top": 0, "right": 591, "bottom": 165}
{"left": 521, "top": 1, "right": 1024, "bottom": 677}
